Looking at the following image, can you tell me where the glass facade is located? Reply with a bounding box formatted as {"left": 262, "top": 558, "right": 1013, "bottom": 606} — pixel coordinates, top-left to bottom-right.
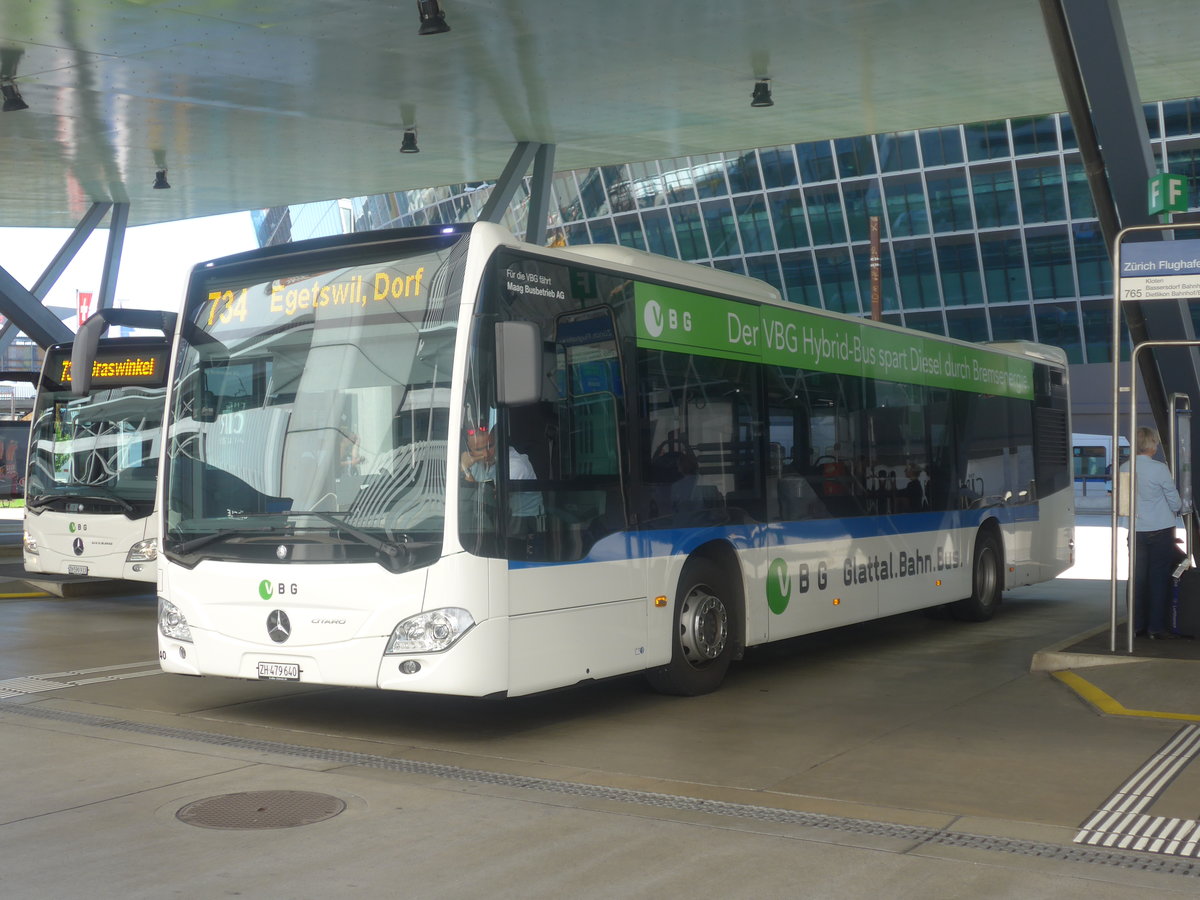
{"left": 251, "top": 200, "right": 352, "bottom": 247}
{"left": 314, "top": 102, "right": 1200, "bottom": 366}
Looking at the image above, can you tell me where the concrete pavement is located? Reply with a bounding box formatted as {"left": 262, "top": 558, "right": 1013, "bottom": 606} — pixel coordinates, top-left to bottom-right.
{"left": 2, "top": 511, "right": 1200, "bottom": 896}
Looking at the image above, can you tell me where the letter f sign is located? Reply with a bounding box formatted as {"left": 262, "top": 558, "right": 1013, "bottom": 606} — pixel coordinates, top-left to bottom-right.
{"left": 1149, "top": 173, "right": 1188, "bottom": 215}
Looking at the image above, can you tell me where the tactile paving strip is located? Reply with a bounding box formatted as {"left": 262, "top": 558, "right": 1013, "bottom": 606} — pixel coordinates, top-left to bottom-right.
{"left": 0, "top": 661, "right": 161, "bottom": 698}
{"left": 1076, "top": 725, "right": 1200, "bottom": 855}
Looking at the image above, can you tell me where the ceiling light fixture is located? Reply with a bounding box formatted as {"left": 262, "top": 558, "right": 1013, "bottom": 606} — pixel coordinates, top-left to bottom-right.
{"left": 417, "top": 0, "right": 450, "bottom": 35}
{"left": 400, "top": 129, "right": 420, "bottom": 153}
{"left": 1, "top": 81, "right": 28, "bottom": 112}
{"left": 750, "top": 80, "right": 773, "bottom": 108}
{"left": 153, "top": 169, "right": 171, "bottom": 189}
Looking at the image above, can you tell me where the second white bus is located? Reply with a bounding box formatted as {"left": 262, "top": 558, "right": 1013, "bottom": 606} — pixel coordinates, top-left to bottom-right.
{"left": 24, "top": 322, "right": 173, "bottom": 583}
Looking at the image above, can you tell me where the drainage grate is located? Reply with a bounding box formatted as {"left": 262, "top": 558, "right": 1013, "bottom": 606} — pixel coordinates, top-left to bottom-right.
{"left": 177, "top": 790, "right": 346, "bottom": 829}
{"left": 4, "top": 702, "right": 1200, "bottom": 879}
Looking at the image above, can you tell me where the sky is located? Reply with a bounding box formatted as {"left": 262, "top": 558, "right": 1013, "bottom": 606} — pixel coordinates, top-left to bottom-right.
{"left": 0, "top": 212, "right": 259, "bottom": 326}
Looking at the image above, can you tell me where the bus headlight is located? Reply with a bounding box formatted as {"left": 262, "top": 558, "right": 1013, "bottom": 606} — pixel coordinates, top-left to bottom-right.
{"left": 385, "top": 608, "right": 475, "bottom": 655}
{"left": 22, "top": 531, "right": 38, "bottom": 555}
{"left": 158, "top": 597, "right": 193, "bottom": 642}
{"left": 127, "top": 538, "right": 158, "bottom": 562}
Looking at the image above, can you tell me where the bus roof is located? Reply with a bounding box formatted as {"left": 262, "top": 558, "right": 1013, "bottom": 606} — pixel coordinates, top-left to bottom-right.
{"left": 561, "top": 242, "right": 784, "bottom": 307}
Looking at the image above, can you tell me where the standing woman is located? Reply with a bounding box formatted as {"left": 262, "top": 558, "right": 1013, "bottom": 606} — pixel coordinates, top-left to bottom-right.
{"left": 1123, "top": 426, "right": 1183, "bottom": 639}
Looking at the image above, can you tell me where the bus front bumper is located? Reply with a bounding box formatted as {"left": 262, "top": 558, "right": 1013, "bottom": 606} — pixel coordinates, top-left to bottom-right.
{"left": 158, "top": 615, "right": 510, "bottom": 698}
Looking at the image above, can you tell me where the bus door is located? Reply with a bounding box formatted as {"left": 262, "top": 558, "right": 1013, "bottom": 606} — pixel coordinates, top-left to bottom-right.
{"left": 870, "top": 382, "right": 947, "bottom": 617}
{"left": 503, "top": 306, "right": 635, "bottom": 596}
{"left": 764, "top": 367, "right": 878, "bottom": 636}
{"left": 496, "top": 303, "right": 641, "bottom": 693}
{"left": 475, "top": 257, "right": 637, "bottom": 592}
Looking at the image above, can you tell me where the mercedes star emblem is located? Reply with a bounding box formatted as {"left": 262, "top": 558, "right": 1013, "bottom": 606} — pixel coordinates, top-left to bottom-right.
{"left": 72, "top": 537, "right": 84, "bottom": 556}
{"left": 276, "top": 544, "right": 289, "bottom": 560}
{"left": 267, "top": 609, "right": 291, "bottom": 643}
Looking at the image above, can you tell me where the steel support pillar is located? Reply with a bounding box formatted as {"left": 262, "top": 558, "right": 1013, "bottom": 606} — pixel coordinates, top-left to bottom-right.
{"left": 30, "top": 202, "right": 113, "bottom": 301}
{"left": 478, "top": 141, "right": 555, "bottom": 236}
{"left": 1047, "top": 0, "right": 1200, "bottom": 443}
{"left": 0, "top": 263, "right": 74, "bottom": 350}
{"left": 1048, "top": 0, "right": 1200, "bottom": 590}
{"left": 0, "top": 201, "right": 120, "bottom": 352}
{"left": 96, "top": 202, "right": 129, "bottom": 311}
{"left": 525, "top": 143, "right": 557, "bottom": 247}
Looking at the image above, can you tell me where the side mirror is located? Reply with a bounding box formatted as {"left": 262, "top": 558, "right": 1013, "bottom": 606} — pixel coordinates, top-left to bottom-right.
{"left": 196, "top": 394, "right": 216, "bottom": 424}
{"left": 495, "top": 322, "right": 542, "bottom": 406}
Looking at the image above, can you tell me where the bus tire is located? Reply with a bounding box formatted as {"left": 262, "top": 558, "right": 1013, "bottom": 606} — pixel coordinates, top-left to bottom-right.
{"left": 646, "top": 556, "right": 736, "bottom": 696}
{"left": 951, "top": 529, "right": 1002, "bottom": 622}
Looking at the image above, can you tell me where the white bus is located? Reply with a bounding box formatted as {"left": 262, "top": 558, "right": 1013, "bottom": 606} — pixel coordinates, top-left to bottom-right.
{"left": 1072, "top": 431, "right": 1129, "bottom": 492}
{"left": 24, "top": 312, "right": 174, "bottom": 583}
{"left": 149, "top": 222, "right": 1073, "bottom": 697}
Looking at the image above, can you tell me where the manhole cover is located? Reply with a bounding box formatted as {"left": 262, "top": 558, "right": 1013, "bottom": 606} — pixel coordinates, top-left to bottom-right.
{"left": 176, "top": 790, "right": 346, "bottom": 830}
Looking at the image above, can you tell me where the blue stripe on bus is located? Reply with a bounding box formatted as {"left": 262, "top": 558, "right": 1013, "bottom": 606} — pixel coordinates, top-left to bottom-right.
{"left": 507, "top": 506, "right": 1037, "bottom": 570}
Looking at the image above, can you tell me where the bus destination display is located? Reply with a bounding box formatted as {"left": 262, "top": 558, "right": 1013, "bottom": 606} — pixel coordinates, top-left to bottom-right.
{"left": 198, "top": 263, "right": 429, "bottom": 335}
{"left": 46, "top": 346, "right": 170, "bottom": 390}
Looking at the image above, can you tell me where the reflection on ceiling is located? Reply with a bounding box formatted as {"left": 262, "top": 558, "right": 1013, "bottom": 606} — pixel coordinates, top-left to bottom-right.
{"left": 1, "top": 1, "right": 1199, "bottom": 228}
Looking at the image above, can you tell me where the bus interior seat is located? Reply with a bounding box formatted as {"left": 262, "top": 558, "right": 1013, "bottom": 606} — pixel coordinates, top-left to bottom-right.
{"left": 696, "top": 483, "right": 723, "bottom": 509}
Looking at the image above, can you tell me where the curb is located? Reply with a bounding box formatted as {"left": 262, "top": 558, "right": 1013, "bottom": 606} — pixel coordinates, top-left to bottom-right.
{"left": 1029, "top": 623, "right": 1148, "bottom": 673}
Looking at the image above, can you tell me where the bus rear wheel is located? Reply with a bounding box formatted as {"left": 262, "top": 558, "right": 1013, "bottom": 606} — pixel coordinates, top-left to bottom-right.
{"left": 646, "top": 557, "right": 736, "bottom": 696}
{"left": 951, "top": 530, "right": 1002, "bottom": 622}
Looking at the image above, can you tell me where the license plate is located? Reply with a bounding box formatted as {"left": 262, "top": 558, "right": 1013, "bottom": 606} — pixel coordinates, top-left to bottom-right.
{"left": 256, "top": 661, "right": 300, "bottom": 681}
{"left": 68, "top": 565, "right": 89, "bottom": 576}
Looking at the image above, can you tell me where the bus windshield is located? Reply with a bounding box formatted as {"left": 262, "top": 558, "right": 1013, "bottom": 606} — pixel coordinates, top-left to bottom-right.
{"left": 164, "top": 233, "right": 467, "bottom": 571}
{"left": 27, "top": 345, "right": 167, "bottom": 516}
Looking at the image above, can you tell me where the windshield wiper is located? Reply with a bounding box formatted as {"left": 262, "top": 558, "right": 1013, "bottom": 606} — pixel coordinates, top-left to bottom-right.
{"left": 25, "top": 490, "right": 137, "bottom": 514}
{"left": 65, "top": 492, "right": 137, "bottom": 514}
{"left": 168, "top": 512, "right": 409, "bottom": 563}
{"left": 288, "top": 510, "right": 409, "bottom": 563}
{"left": 171, "top": 524, "right": 280, "bottom": 556}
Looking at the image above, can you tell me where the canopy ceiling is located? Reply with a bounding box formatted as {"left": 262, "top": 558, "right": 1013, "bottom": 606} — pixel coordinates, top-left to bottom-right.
{"left": 1, "top": 0, "right": 1198, "bottom": 229}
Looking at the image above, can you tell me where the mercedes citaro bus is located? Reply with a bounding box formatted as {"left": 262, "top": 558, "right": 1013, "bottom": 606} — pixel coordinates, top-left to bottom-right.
{"left": 113, "top": 222, "right": 1072, "bottom": 697}
{"left": 24, "top": 309, "right": 175, "bottom": 582}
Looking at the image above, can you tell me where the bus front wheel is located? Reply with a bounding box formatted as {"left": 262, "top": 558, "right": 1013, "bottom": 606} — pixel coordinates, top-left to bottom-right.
{"left": 951, "top": 530, "right": 1002, "bottom": 622}
{"left": 646, "top": 557, "right": 736, "bottom": 696}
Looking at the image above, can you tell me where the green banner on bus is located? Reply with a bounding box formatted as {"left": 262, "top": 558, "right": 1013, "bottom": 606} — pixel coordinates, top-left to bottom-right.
{"left": 634, "top": 283, "right": 1033, "bottom": 399}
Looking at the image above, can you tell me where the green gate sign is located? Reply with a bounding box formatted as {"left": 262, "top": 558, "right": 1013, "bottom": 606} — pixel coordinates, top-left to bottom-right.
{"left": 1148, "top": 173, "right": 1188, "bottom": 215}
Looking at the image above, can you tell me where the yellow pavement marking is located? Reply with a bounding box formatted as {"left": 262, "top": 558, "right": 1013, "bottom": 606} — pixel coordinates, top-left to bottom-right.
{"left": 1054, "top": 670, "right": 1200, "bottom": 722}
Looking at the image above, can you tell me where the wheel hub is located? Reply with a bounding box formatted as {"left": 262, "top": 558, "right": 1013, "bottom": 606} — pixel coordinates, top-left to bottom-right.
{"left": 682, "top": 587, "right": 728, "bottom": 663}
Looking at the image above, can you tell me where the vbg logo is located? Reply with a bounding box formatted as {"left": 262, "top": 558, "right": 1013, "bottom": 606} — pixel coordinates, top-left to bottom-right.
{"left": 767, "top": 558, "right": 791, "bottom": 614}
{"left": 643, "top": 299, "right": 692, "bottom": 339}
{"left": 259, "top": 579, "right": 298, "bottom": 599}
{"left": 766, "top": 557, "right": 828, "bottom": 614}
{"left": 643, "top": 300, "right": 665, "bottom": 337}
